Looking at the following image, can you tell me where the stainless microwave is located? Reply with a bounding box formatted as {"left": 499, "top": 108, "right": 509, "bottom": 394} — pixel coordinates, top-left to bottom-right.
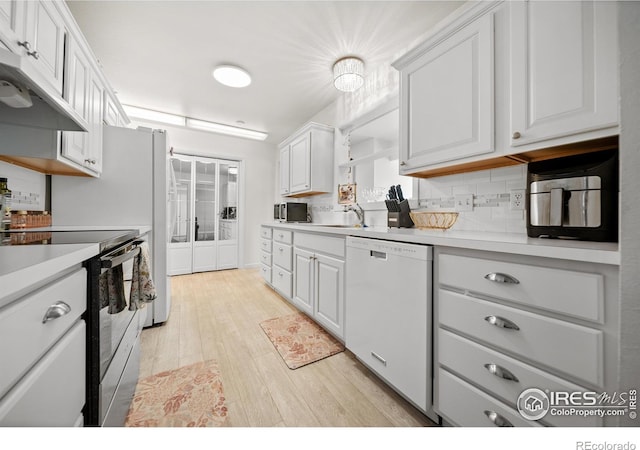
{"left": 274, "top": 202, "right": 309, "bottom": 223}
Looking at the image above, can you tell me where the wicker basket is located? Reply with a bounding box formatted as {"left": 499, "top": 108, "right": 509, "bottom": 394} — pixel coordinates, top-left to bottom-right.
{"left": 409, "top": 211, "right": 459, "bottom": 230}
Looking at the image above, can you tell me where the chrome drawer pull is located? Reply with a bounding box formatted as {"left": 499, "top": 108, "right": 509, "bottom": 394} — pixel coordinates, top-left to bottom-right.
{"left": 484, "top": 410, "right": 513, "bottom": 427}
{"left": 484, "top": 315, "right": 520, "bottom": 331}
{"left": 42, "top": 301, "right": 71, "bottom": 323}
{"left": 484, "top": 272, "right": 520, "bottom": 284}
{"left": 484, "top": 363, "right": 519, "bottom": 382}
{"left": 370, "top": 351, "right": 387, "bottom": 366}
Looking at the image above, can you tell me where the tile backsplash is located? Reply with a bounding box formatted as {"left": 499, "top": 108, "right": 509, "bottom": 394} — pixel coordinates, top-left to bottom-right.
{"left": 417, "top": 165, "right": 527, "bottom": 234}
{"left": 309, "top": 165, "right": 528, "bottom": 234}
{"left": 0, "top": 161, "right": 47, "bottom": 211}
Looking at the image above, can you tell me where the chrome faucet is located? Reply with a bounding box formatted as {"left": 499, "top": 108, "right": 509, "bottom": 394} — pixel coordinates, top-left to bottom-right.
{"left": 345, "top": 203, "right": 365, "bottom": 227}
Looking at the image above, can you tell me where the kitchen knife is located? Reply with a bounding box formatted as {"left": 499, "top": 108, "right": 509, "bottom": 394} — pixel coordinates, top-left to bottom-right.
{"left": 389, "top": 185, "right": 398, "bottom": 200}
{"left": 396, "top": 185, "right": 404, "bottom": 202}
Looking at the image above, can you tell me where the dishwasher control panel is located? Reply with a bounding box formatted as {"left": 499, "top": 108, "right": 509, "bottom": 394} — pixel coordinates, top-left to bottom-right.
{"left": 346, "top": 236, "right": 432, "bottom": 261}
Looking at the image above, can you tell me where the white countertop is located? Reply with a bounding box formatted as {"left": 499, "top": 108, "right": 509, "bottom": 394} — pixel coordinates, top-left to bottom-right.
{"left": 22, "top": 225, "right": 152, "bottom": 235}
{"left": 0, "top": 243, "right": 100, "bottom": 309}
{"left": 262, "top": 223, "right": 620, "bottom": 266}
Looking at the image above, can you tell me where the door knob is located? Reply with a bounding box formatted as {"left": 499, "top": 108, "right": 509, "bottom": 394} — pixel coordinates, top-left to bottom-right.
{"left": 512, "top": 131, "right": 522, "bottom": 139}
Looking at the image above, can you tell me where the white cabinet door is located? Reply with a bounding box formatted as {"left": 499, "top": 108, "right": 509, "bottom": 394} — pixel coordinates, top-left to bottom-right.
{"left": 314, "top": 253, "right": 344, "bottom": 338}
{"left": 87, "top": 75, "right": 104, "bottom": 174}
{"left": 0, "top": 0, "right": 25, "bottom": 52}
{"left": 292, "top": 247, "right": 314, "bottom": 315}
{"left": 510, "top": 1, "right": 618, "bottom": 147}
{"left": 23, "top": 0, "right": 65, "bottom": 94}
{"left": 61, "top": 35, "right": 90, "bottom": 166}
{"left": 399, "top": 12, "right": 494, "bottom": 172}
{"left": 103, "top": 91, "right": 120, "bottom": 126}
{"left": 289, "top": 133, "right": 311, "bottom": 194}
{"left": 279, "top": 145, "right": 290, "bottom": 196}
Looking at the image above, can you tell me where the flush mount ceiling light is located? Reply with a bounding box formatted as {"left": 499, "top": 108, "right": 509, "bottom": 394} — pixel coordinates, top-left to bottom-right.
{"left": 122, "top": 105, "right": 268, "bottom": 141}
{"left": 212, "top": 65, "right": 252, "bottom": 88}
{"left": 333, "top": 56, "right": 364, "bottom": 92}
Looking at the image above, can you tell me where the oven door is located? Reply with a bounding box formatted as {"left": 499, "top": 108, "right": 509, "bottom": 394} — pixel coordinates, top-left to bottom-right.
{"left": 98, "top": 240, "right": 141, "bottom": 379}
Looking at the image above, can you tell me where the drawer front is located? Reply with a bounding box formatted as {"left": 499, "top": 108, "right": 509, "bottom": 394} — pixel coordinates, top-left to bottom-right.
{"left": 438, "top": 329, "right": 603, "bottom": 427}
{"left": 272, "top": 243, "right": 293, "bottom": 271}
{"left": 437, "top": 368, "right": 542, "bottom": 427}
{"left": 273, "top": 229, "right": 293, "bottom": 244}
{"left": 294, "top": 232, "right": 345, "bottom": 258}
{"left": 260, "top": 264, "right": 272, "bottom": 284}
{"left": 438, "top": 289, "right": 603, "bottom": 386}
{"left": 272, "top": 268, "right": 292, "bottom": 299}
{"left": 260, "top": 238, "right": 272, "bottom": 253}
{"left": 260, "top": 251, "right": 272, "bottom": 266}
{"left": 260, "top": 227, "right": 273, "bottom": 239}
{"left": 439, "top": 254, "right": 603, "bottom": 322}
{"left": 0, "top": 321, "right": 86, "bottom": 426}
{"left": 0, "top": 268, "right": 86, "bottom": 398}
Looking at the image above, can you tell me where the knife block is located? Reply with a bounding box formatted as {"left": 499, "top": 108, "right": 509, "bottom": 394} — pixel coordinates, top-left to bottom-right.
{"left": 387, "top": 199, "right": 414, "bottom": 228}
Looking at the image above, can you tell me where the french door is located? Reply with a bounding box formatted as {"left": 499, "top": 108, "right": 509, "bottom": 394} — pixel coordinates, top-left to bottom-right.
{"left": 168, "top": 154, "right": 239, "bottom": 275}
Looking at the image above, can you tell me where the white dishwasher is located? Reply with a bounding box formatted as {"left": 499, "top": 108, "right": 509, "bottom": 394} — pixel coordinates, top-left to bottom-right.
{"left": 345, "top": 236, "right": 436, "bottom": 422}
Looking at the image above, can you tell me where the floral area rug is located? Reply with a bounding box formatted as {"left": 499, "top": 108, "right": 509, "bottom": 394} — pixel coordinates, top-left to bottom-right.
{"left": 125, "top": 360, "right": 227, "bottom": 427}
{"left": 259, "top": 312, "right": 345, "bottom": 370}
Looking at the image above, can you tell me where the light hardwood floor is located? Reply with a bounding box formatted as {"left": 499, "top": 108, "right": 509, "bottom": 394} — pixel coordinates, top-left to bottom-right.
{"left": 138, "top": 268, "right": 435, "bottom": 427}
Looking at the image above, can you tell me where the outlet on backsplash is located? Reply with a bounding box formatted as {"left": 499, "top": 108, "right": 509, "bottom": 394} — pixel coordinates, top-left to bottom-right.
{"left": 455, "top": 194, "right": 474, "bottom": 212}
{"left": 510, "top": 189, "right": 526, "bottom": 211}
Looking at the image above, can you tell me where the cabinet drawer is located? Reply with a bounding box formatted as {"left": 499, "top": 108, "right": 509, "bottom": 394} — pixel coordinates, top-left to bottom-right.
{"left": 260, "top": 238, "right": 272, "bottom": 253}
{"left": 272, "top": 268, "right": 292, "bottom": 299}
{"left": 438, "top": 329, "right": 602, "bottom": 427}
{"left": 439, "top": 254, "right": 603, "bottom": 322}
{"left": 0, "top": 321, "right": 86, "bottom": 426}
{"left": 273, "top": 229, "right": 293, "bottom": 244}
{"left": 294, "top": 232, "right": 345, "bottom": 258}
{"left": 260, "top": 251, "right": 272, "bottom": 266}
{"left": 438, "top": 289, "right": 603, "bottom": 386}
{"left": 260, "top": 264, "right": 272, "bottom": 284}
{"left": 260, "top": 226, "right": 272, "bottom": 239}
{"left": 272, "top": 243, "right": 293, "bottom": 271}
{"left": 0, "top": 268, "right": 86, "bottom": 398}
{"left": 437, "top": 368, "right": 542, "bottom": 427}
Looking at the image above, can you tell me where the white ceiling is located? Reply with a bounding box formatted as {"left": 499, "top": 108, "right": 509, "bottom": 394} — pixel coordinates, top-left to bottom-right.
{"left": 66, "top": 1, "right": 464, "bottom": 144}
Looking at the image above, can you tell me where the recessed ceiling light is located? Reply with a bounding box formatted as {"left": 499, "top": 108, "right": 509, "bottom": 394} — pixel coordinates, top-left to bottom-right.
{"left": 212, "top": 65, "right": 251, "bottom": 88}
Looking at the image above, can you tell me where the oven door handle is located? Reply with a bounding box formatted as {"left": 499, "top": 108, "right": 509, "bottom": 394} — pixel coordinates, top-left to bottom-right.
{"left": 100, "top": 245, "right": 141, "bottom": 269}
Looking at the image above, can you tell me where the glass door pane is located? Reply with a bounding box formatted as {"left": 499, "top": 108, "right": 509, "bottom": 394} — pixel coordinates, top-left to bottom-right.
{"left": 194, "top": 159, "right": 216, "bottom": 242}
{"left": 170, "top": 157, "right": 192, "bottom": 243}
{"left": 219, "top": 162, "right": 238, "bottom": 241}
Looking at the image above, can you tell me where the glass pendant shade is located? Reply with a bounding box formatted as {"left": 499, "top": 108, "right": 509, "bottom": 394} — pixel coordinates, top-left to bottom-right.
{"left": 333, "top": 57, "right": 364, "bottom": 92}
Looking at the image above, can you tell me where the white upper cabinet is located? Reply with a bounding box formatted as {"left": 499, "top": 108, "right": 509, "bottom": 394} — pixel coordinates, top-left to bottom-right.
{"left": 278, "top": 122, "right": 334, "bottom": 197}
{"left": 0, "top": 0, "right": 65, "bottom": 94}
{"left": 279, "top": 145, "right": 290, "bottom": 196}
{"left": 289, "top": 132, "right": 311, "bottom": 193}
{"left": 396, "top": 11, "right": 494, "bottom": 173}
{"left": 0, "top": 1, "right": 25, "bottom": 52}
{"left": 23, "top": 0, "right": 66, "bottom": 94}
{"left": 509, "top": 0, "right": 618, "bottom": 147}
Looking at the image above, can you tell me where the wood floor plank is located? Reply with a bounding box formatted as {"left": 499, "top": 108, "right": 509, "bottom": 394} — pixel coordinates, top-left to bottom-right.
{"left": 136, "top": 268, "right": 432, "bottom": 428}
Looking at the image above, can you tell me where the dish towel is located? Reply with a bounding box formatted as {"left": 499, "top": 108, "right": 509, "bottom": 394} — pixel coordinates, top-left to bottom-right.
{"left": 99, "top": 265, "right": 127, "bottom": 314}
{"left": 130, "top": 241, "right": 157, "bottom": 311}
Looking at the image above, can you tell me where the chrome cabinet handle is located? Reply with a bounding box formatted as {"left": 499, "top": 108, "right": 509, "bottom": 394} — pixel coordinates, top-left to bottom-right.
{"left": 484, "top": 272, "right": 519, "bottom": 284}
{"left": 42, "top": 301, "right": 71, "bottom": 323}
{"left": 84, "top": 158, "right": 97, "bottom": 165}
{"left": 27, "top": 50, "right": 39, "bottom": 59}
{"left": 484, "top": 315, "right": 520, "bottom": 331}
{"left": 279, "top": 247, "right": 284, "bottom": 251}
{"left": 484, "top": 363, "right": 519, "bottom": 382}
{"left": 370, "top": 351, "right": 387, "bottom": 366}
{"left": 512, "top": 131, "right": 521, "bottom": 139}
{"left": 17, "top": 40, "right": 31, "bottom": 51}
{"left": 400, "top": 161, "right": 407, "bottom": 166}
{"left": 484, "top": 410, "right": 513, "bottom": 427}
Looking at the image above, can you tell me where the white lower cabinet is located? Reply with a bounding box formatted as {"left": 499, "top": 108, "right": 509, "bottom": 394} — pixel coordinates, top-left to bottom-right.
{"left": 292, "top": 233, "right": 345, "bottom": 340}
{"left": 434, "top": 248, "right": 620, "bottom": 427}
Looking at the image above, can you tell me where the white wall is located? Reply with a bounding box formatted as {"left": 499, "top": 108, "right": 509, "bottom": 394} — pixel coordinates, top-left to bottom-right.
{"left": 132, "top": 119, "right": 278, "bottom": 268}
